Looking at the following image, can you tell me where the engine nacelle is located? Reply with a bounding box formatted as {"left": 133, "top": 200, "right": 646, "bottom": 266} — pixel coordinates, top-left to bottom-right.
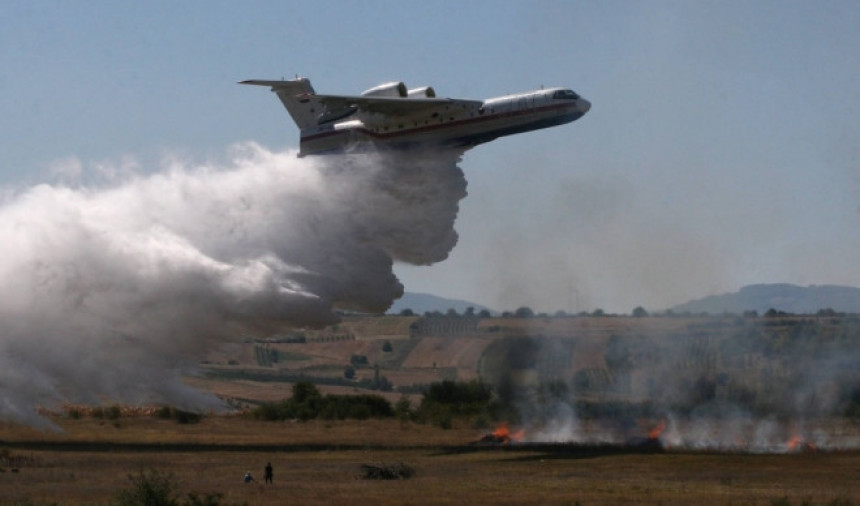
{"left": 361, "top": 81, "right": 407, "bottom": 98}
{"left": 407, "top": 86, "right": 436, "bottom": 98}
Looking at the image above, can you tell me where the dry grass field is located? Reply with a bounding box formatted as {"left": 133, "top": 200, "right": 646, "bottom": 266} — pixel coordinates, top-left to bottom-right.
{"left": 1, "top": 416, "right": 858, "bottom": 506}
{"left": 3, "top": 314, "right": 857, "bottom": 504}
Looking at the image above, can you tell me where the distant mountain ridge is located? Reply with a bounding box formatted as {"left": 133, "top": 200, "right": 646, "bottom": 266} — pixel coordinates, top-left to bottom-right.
{"left": 670, "top": 283, "right": 860, "bottom": 315}
{"left": 388, "top": 292, "right": 493, "bottom": 315}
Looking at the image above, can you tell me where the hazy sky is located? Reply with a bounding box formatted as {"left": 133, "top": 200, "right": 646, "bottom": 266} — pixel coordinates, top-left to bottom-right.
{"left": 2, "top": 0, "right": 859, "bottom": 313}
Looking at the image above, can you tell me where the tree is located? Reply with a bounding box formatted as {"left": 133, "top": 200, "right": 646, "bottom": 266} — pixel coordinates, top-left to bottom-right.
{"left": 632, "top": 306, "right": 649, "bottom": 318}
{"left": 514, "top": 306, "right": 535, "bottom": 318}
{"left": 382, "top": 340, "right": 393, "bottom": 352}
{"left": 291, "top": 381, "right": 322, "bottom": 404}
{"left": 344, "top": 366, "right": 356, "bottom": 380}
{"left": 421, "top": 379, "right": 493, "bottom": 414}
{"left": 394, "top": 396, "right": 413, "bottom": 423}
{"left": 399, "top": 308, "right": 415, "bottom": 316}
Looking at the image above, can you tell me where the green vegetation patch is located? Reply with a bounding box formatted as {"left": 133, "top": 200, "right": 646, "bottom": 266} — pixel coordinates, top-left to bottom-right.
{"left": 250, "top": 382, "right": 394, "bottom": 421}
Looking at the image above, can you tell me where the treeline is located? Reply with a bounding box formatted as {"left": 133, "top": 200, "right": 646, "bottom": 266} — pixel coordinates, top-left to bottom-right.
{"left": 249, "top": 379, "right": 504, "bottom": 427}
{"left": 250, "top": 382, "right": 393, "bottom": 421}
{"left": 400, "top": 306, "right": 860, "bottom": 319}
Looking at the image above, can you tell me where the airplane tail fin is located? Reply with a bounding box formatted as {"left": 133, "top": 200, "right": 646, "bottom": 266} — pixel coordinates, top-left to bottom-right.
{"left": 239, "top": 77, "right": 319, "bottom": 131}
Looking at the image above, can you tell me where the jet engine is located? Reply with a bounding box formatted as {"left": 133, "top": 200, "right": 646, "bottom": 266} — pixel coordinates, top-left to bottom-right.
{"left": 361, "top": 82, "right": 408, "bottom": 97}
{"left": 407, "top": 86, "right": 436, "bottom": 98}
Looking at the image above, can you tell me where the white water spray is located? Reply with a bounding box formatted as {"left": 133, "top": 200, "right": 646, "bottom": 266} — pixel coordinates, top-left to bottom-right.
{"left": 0, "top": 143, "right": 467, "bottom": 427}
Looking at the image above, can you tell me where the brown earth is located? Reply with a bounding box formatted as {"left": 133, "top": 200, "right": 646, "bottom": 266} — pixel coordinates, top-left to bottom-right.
{"left": 1, "top": 416, "right": 858, "bottom": 506}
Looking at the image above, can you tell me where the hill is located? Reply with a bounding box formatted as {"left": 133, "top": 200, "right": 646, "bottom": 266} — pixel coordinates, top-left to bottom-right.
{"left": 387, "top": 292, "right": 493, "bottom": 315}
{"left": 199, "top": 312, "right": 860, "bottom": 434}
{"left": 670, "top": 283, "right": 860, "bottom": 314}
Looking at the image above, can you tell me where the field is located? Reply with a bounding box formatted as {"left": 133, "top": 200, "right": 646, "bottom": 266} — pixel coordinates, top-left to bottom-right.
{"left": 3, "top": 314, "right": 858, "bottom": 504}
{"left": 1, "top": 416, "right": 859, "bottom": 505}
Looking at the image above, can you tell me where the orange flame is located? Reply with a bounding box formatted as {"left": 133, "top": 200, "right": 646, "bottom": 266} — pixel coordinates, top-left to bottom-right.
{"left": 648, "top": 420, "right": 667, "bottom": 440}
{"left": 787, "top": 433, "right": 817, "bottom": 453}
{"left": 489, "top": 422, "right": 525, "bottom": 443}
{"left": 492, "top": 422, "right": 510, "bottom": 439}
{"left": 510, "top": 428, "right": 526, "bottom": 442}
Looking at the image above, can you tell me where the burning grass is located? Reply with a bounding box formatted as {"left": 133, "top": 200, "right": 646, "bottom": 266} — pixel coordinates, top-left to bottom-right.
{"left": 0, "top": 415, "right": 858, "bottom": 505}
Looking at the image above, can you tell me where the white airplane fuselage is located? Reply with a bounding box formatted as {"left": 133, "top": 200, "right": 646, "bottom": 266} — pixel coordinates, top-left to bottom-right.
{"left": 240, "top": 78, "right": 590, "bottom": 156}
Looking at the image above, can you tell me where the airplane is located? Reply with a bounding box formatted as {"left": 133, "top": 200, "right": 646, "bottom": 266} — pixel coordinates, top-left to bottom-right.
{"left": 239, "top": 76, "right": 590, "bottom": 157}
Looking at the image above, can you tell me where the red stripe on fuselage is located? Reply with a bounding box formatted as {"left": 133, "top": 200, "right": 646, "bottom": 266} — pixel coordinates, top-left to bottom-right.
{"left": 300, "top": 102, "right": 579, "bottom": 143}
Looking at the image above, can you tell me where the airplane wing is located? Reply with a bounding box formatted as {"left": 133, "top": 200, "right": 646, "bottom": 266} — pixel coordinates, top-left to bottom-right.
{"left": 314, "top": 94, "right": 482, "bottom": 116}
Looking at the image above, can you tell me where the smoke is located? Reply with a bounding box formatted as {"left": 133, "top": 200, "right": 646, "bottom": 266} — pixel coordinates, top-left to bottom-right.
{"left": 0, "top": 143, "right": 466, "bottom": 427}
{"left": 485, "top": 320, "right": 860, "bottom": 451}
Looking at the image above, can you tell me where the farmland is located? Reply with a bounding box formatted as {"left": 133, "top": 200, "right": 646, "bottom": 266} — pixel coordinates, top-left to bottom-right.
{"left": 199, "top": 314, "right": 860, "bottom": 426}
{"left": 2, "top": 313, "right": 859, "bottom": 504}
{"left": 1, "top": 416, "right": 858, "bottom": 505}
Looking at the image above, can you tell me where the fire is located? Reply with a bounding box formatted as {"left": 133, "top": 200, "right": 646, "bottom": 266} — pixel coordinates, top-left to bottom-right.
{"left": 491, "top": 422, "right": 510, "bottom": 440}
{"left": 480, "top": 422, "right": 525, "bottom": 444}
{"left": 648, "top": 420, "right": 667, "bottom": 440}
{"left": 510, "top": 428, "right": 526, "bottom": 442}
{"left": 786, "top": 433, "right": 817, "bottom": 453}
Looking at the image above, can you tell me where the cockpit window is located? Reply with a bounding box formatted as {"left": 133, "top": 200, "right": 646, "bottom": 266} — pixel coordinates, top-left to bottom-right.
{"left": 552, "top": 89, "right": 580, "bottom": 100}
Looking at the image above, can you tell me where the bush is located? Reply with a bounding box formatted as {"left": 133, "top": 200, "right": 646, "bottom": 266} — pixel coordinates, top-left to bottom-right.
{"left": 114, "top": 470, "right": 234, "bottom": 506}
{"left": 153, "top": 406, "right": 203, "bottom": 424}
{"left": 420, "top": 379, "right": 493, "bottom": 415}
{"left": 361, "top": 462, "right": 415, "bottom": 480}
{"left": 249, "top": 382, "right": 394, "bottom": 421}
{"left": 173, "top": 410, "right": 203, "bottom": 425}
{"left": 350, "top": 354, "right": 369, "bottom": 367}
{"left": 250, "top": 402, "right": 282, "bottom": 421}
{"left": 115, "top": 469, "right": 180, "bottom": 506}
{"left": 394, "top": 396, "right": 413, "bottom": 423}
{"left": 184, "top": 492, "right": 225, "bottom": 506}
{"left": 106, "top": 405, "right": 122, "bottom": 420}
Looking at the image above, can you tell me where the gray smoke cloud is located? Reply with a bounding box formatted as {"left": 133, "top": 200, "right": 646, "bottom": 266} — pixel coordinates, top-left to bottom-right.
{"left": 484, "top": 323, "right": 859, "bottom": 451}
{"left": 0, "top": 143, "right": 466, "bottom": 427}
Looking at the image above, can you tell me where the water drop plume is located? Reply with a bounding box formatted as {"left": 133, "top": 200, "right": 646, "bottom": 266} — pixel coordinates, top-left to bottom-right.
{"left": 0, "top": 143, "right": 467, "bottom": 426}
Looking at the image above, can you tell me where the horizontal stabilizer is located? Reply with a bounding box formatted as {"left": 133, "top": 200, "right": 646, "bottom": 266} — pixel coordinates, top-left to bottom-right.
{"left": 239, "top": 79, "right": 301, "bottom": 88}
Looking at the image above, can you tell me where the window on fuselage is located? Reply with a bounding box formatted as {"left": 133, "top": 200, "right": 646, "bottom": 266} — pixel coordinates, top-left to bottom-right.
{"left": 552, "top": 89, "right": 580, "bottom": 100}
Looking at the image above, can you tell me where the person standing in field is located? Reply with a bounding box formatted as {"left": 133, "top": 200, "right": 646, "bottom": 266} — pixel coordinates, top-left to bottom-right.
{"left": 265, "top": 462, "right": 273, "bottom": 484}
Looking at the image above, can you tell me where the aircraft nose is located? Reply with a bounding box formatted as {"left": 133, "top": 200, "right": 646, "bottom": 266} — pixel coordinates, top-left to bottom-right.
{"left": 578, "top": 98, "right": 591, "bottom": 114}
